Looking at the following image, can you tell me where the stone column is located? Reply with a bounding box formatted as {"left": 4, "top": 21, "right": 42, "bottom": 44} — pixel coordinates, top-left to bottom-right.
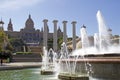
{"left": 71, "top": 21, "right": 77, "bottom": 50}
{"left": 43, "top": 19, "right": 48, "bottom": 49}
{"left": 53, "top": 20, "right": 58, "bottom": 52}
{"left": 62, "top": 21, "right": 67, "bottom": 44}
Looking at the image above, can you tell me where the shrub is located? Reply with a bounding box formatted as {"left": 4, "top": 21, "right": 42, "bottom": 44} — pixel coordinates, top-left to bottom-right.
{"left": 0, "top": 50, "right": 12, "bottom": 59}
{"left": 16, "top": 52, "right": 32, "bottom": 55}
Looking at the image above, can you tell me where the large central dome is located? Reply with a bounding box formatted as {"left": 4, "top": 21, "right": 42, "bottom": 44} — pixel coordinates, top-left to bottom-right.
{"left": 25, "top": 14, "right": 34, "bottom": 29}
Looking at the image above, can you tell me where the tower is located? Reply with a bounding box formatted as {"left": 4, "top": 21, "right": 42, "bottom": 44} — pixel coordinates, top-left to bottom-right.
{"left": 57, "top": 26, "right": 62, "bottom": 33}
{"left": 8, "top": 18, "right": 13, "bottom": 31}
{"left": 41, "top": 27, "right": 43, "bottom": 32}
{"left": 0, "top": 19, "right": 4, "bottom": 30}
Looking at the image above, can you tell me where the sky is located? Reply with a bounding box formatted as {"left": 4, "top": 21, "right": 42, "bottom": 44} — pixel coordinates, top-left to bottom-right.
{"left": 0, "top": 0, "right": 120, "bottom": 37}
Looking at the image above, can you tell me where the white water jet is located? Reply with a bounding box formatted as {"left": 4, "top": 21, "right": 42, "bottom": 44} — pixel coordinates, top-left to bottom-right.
{"left": 80, "top": 25, "right": 90, "bottom": 49}
{"left": 41, "top": 47, "right": 58, "bottom": 75}
{"left": 48, "top": 48, "right": 58, "bottom": 71}
{"left": 72, "top": 11, "right": 113, "bottom": 56}
{"left": 48, "top": 48, "right": 54, "bottom": 63}
{"left": 94, "top": 33, "right": 100, "bottom": 50}
{"left": 59, "top": 42, "right": 69, "bottom": 59}
{"left": 42, "top": 47, "right": 49, "bottom": 70}
{"left": 97, "top": 10, "right": 111, "bottom": 51}
{"left": 58, "top": 42, "right": 70, "bottom": 73}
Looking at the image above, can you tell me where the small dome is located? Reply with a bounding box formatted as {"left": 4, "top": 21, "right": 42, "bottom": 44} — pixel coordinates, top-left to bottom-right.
{"left": 25, "top": 14, "right": 34, "bottom": 28}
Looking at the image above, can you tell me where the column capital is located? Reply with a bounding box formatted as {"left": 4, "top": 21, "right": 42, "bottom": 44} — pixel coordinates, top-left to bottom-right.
{"left": 62, "top": 21, "right": 67, "bottom": 23}
{"left": 43, "top": 19, "right": 48, "bottom": 22}
{"left": 71, "top": 21, "right": 77, "bottom": 24}
{"left": 53, "top": 20, "right": 58, "bottom": 23}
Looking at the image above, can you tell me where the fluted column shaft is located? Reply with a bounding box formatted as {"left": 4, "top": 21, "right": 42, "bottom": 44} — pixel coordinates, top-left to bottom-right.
{"left": 71, "top": 21, "right": 77, "bottom": 50}
{"left": 53, "top": 20, "right": 58, "bottom": 52}
{"left": 62, "top": 21, "right": 67, "bottom": 44}
{"left": 43, "top": 19, "right": 48, "bottom": 49}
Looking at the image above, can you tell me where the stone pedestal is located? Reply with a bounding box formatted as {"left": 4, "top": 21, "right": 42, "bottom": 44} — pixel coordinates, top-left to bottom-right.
{"left": 58, "top": 73, "right": 89, "bottom": 80}
{"left": 41, "top": 70, "right": 55, "bottom": 75}
{"left": 59, "top": 54, "right": 120, "bottom": 80}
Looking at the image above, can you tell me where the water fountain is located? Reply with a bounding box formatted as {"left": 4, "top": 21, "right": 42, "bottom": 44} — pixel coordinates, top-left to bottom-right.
{"left": 58, "top": 42, "right": 89, "bottom": 80}
{"left": 58, "top": 10, "right": 120, "bottom": 80}
{"left": 40, "top": 47, "right": 56, "bottom": 75}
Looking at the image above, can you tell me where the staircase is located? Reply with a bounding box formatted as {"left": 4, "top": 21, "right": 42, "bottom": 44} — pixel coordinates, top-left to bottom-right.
{"left": 12, "top": 54, "right": 42, "bottom": 62}
{"left": 12, "top": 46, "right": 43, "bottom": 62}
{"left": 29, "top": 46, "right": 43, "bottom": 54}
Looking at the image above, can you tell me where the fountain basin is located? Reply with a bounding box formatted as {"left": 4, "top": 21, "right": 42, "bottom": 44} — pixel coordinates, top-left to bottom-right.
{"left": 59, "top": 53, "right": 120, "bottom": 79}
{"left": 40, "top": 70, "right": 55, "bottom": 75}
{"left": 58, "top": 73, "right": 89, "bottom": 80}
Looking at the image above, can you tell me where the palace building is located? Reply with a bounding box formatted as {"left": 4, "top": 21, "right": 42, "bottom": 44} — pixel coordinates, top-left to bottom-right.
{"left": 4, "top": 14, "right": 63, "bottom": 46}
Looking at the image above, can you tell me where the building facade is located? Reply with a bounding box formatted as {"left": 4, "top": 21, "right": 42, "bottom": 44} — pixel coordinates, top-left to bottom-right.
{"left": 5, "top": 14, "right": 63, "bottom": 46}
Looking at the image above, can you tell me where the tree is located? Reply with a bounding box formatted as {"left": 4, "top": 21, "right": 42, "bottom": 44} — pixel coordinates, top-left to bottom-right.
{"left": 0, "top": 30, "right": 13, "bottom": 61}
{"left": 57, "top": 37, "right": 63, "bottom": 50}
{"left": 9, "top": 38, "right": 25, "bottom": 52}
{"left": 5, "top": 43, "right": 13, "bottom": 51}
{"left": 0, "top": 30, "right": 6, "bottom": 51}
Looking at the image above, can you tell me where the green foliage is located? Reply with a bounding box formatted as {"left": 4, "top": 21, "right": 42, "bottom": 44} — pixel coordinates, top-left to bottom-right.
{"left": 58, "top": 37, "right": 63, "bottom": 49}
{"left": 0, "top": 31, "right": 14, "bottom": 52}
{"left": 0, "top": 30, "right": 5, "bottom": 43}
{"left": 0, "top": 30, "right": 7, "bottom": 51}
{"left": 0, "top": 50, "right": 12, "bottom": 59}
{"left": 0, "top": 46, "right": 2, "bottom": 52}
{"left": 9, "top": 38, "right": 25, "bottom": 47}
{"left": 5, "top": 43, "right": 14, "bottom": 51}
{"left": 9, "top": 38, "right": 26, "bottom": 52}
{"left": 67, "top": 37, "right": 72, "bottom": 42}
{"left": 16, "top": 52, "right": 32, "bottom": 55}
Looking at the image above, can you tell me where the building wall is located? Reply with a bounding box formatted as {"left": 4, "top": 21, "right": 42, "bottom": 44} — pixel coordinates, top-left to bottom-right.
{"left": 5, "top": 31, "right": 20, "bottom": 39}
{"left": 5, "top": 15, "right": 63, "bottom": 47}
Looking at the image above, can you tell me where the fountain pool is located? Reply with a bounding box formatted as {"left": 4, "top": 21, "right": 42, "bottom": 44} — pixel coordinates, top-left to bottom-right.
{"left": 0, "top": 68, "right": 116, "bottom": 80}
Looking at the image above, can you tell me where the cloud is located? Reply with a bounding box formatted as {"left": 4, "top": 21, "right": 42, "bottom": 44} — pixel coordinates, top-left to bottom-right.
{"left": 0, "top": 0, "right": 44, "bottom": 10}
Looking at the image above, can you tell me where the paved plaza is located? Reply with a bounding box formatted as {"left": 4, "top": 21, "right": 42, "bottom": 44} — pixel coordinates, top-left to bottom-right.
{"left": 0, "top": 62, "right": 42, "bottom": 70}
